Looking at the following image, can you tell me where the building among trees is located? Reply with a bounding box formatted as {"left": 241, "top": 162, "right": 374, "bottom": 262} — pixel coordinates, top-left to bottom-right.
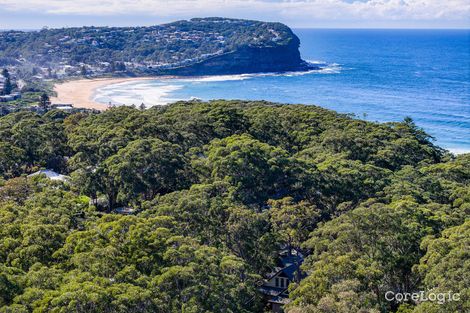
{"left": 259, "top": 249, "right": 304, "bottom": 312}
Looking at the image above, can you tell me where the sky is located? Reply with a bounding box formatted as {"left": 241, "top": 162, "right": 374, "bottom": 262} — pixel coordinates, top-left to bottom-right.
{"left": 0, "top": 0, "right": 469, "bottom": 30}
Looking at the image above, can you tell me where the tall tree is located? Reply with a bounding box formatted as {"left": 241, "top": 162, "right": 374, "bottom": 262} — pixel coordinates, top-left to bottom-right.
{"left": 102, "top": 138, "right": 191, "bottom": 208}
{"left": 414, "top": 221, "right": 470, "bottom": 313}
{"left": 3, "top": 77, "right": 12, "bottom": 95}
{"left": 80, "top": 65, "right": 88, "bottom": 76}
{"left": 192, "top": 134, "right": 293, "bottom": 204}
{"left": 1, "top": 68, "right": 9, "bottom": 79}
{"left": 39, "top": 93, "right": 51, "bottom": 110}
{"left": 268, "top": 197, "right": 321, "bottom": 256}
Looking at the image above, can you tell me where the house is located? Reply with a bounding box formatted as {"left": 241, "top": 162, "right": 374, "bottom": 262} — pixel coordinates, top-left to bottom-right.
{"left": 51, "top": 103, "right": 74, "bottom": 111}
{"left": 114, "top": 207, "right": 136, "bottom": 215}
{"left": 258, "top": 249, "right": 305, "bottom": 313}
{"left": 0, "top": 93, "right": 21, "bottom": 102}
{"left": 28, "top": 169, "right": 70, "bottom": 182}
{"left": 0, "top": 95, "right": 15, "bottom": 102}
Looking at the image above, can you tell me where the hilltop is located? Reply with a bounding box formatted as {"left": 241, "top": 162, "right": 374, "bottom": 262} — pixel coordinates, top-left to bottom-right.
{"left": 0, "top": 18, "right": 313, "bottom": 78}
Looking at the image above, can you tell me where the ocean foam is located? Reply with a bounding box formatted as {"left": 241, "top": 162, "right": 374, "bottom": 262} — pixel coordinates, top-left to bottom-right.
{"left": 93, "top": 61, "right": 342, "bottom": 107}
{"left": 174, "top": 74, "right": 253, "bottom": 82}
{"left": 447, "top": 148, "right": 470, "bottom": 155}
{"left": 306, "top": 60, "right": 343, "bottom": 74}
{"left": 93, "top": 81, "right": 183, "bottom": 107}
{"left": 171, "top": 61, "right": 343, "bottom": 82}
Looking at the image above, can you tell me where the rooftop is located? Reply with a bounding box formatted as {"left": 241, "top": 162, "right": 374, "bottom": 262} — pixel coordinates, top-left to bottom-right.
{"left": 28, "top": 169, "right": 69, "bottom": 181}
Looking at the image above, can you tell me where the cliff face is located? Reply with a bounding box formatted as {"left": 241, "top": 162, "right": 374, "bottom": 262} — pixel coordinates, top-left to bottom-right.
{"left": 161, "top": 44, "right": 311, "bottom": 76}
{"left": 157, "top": 32, "right": 314, "bottom": 76}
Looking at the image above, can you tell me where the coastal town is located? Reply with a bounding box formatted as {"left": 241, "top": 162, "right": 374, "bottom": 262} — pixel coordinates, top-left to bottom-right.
{"left": 0, "top": 67, "right": 79, "bottom": 115}
{"left": 0, "top": 18, "right": 291, "bottom": 79}
{"left": 0, "top": 69, "right": 21, "bottom": 102}
{"left": 0, "top": 68, "right": 24, "bottom": 114}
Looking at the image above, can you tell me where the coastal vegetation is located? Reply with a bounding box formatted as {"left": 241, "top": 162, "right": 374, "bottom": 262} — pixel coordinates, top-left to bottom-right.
{"left": 0, "top": 100, "right": 468, "bottom": 312}
{"left": 0, "top": 18, "right": 308, "bottom": 79}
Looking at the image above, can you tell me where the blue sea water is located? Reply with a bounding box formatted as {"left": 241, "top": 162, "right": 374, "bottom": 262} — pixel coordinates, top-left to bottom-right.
{"left": 94, "top": 29, "right": 470, "bottom": 153}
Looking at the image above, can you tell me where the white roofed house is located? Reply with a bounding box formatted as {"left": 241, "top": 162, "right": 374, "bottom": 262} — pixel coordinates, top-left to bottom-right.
{"left": 0, "top": 93, "right": 21, "bottom": 102}
{"left": 28, "top": 169, "right": 70, "bottom": 182}
{"left": 114, "top": 207, "right": 137, "bottom": 215}
{"left": 50, "top": 103, "right": 74, "bottom": 111}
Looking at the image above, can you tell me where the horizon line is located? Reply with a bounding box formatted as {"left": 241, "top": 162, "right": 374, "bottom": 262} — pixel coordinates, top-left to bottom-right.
{"left": 1, "top": 27, "right": 469, "bottom": 31}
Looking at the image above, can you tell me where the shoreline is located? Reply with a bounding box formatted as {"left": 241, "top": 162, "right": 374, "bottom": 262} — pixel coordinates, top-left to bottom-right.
{"left": 50, "top": 69, "right": 320, "bottom": 111}
{"left": 51, "top": 77, "right": 163, "bottom": 111}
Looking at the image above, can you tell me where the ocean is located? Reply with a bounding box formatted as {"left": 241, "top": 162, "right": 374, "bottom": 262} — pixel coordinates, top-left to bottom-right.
{"left": 93, "top": 29, "right": 470, "bottom": 153}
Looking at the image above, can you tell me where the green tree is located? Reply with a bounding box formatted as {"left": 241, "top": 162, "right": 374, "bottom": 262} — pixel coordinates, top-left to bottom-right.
{"left": 80, "top": 65, "right": 88, "bottom": 76}
{"left": 1, "top": 69, "right": 9, "bottom": 79}
{"left": 269, "top": 197, "right": 321, "bottom": 256}
{"left": 0, "top": 143, "right": 25, "bottom": 178}
{"left": 102, "top": 138, "right": 190, "bottom": 208}
{"left": 2, "top": 77, "right": 12, "bottom": 95}
{"left": 193, "top": 134, "right": 293, "bottom": 204}
{"left": 289, "top": 200, "right": 439, "bottom": 312}
{"left": 287, "top": 280, "right": 380, "bottom": 313}
{"left": 225, "top": 206, "right": 278, "bottom": 273}
{"left": 39, "top": 93, "right": 50, "bottom": 111}
{"left": 414, "top": 221, "right": 469, "bottom": 313}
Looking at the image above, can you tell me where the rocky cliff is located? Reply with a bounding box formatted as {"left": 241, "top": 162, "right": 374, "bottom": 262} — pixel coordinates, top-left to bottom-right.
{"left": 158, "top": 35, "right": 314, "bottom": 75}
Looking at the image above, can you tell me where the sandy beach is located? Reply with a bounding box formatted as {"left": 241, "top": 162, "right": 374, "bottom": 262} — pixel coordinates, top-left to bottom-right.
{"left": 51, "top": 77, "right": 156, "bottom": 110}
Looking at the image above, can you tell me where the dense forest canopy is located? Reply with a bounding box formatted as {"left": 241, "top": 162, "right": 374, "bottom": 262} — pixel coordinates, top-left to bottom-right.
{"left": 0, "top": 100, "right": 468, "bottom": 312}
{"left": 0, "top": 18, "right": 300, "bottom": 71}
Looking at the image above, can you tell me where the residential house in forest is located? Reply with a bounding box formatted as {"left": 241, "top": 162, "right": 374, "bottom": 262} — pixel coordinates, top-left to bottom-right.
{"left": 28, "top": 169, "right": 70, "bottom": 182}
{"left": 258, "top": 249, "right": 305, "bottom": 312}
